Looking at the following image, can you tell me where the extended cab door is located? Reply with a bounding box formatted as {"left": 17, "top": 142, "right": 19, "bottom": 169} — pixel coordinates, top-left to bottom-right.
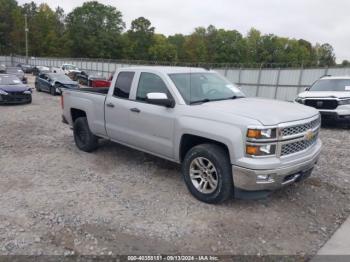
{"left": 105, "top": 71, "right": 136, "bottom": 144}
{"left": 127, "top": 72, "right": 176, "bottom": 159}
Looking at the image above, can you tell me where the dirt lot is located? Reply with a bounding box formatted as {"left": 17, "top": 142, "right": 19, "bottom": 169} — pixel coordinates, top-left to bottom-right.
{"left": 0, "top": 75, "right": 349, "bottom": 256}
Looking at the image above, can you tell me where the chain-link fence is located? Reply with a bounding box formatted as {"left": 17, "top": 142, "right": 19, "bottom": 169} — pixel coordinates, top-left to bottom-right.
{"left": 1, "top": 55, "right": 350, "bottom": 101}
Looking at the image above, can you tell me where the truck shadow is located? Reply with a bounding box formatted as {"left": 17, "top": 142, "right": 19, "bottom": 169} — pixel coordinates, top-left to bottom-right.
{"left": 321, "top": 119, "right": 349, "bottom": 129}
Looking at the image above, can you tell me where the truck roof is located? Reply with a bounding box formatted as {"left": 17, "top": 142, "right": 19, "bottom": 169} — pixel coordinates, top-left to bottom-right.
{"left": 118, "top": 66, "right": 209, "bottom": 74}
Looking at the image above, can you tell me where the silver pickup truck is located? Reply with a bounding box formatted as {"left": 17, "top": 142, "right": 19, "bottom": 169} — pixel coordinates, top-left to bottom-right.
{"left": 61, "top": 67, "right": 322, "bottom": 203}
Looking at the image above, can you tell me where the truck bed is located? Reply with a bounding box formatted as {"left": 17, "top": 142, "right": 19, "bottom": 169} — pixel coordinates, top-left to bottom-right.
{"left": 71, "top": 87, "right": 110, "bottom": 95}
{"left": 62, "top": 87, "right": 109, "bottom": 137}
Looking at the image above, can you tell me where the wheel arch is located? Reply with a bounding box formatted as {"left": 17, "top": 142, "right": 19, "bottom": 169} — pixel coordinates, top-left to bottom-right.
{"left": 179, "top": 134, "right": 231, "bottom": 163}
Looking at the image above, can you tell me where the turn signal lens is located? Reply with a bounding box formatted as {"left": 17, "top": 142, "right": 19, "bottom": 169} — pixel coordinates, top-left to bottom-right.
{"left": 246, "top": 146, "right": 259, "bottom": 155}
{"left": 247, "top": 128, "right": 277, "bottom": 140}
{"left": 246, "top": 144, "right": 276, "bottom": 156}
{"left": 247, "top": 129, "right": 261, "bottom": 139}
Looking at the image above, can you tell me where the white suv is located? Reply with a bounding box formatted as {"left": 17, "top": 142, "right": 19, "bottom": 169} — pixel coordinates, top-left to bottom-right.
{"left": 295, "top": 76, "right": 350, "bottom": 124}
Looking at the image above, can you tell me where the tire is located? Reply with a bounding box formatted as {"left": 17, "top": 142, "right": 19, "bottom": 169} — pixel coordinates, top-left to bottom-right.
{"left": 50, "top": 86, "right": 56, "bottom": 96}
{"left": 27, "top": 95, "right": 32, "bottom": 104}
{"left": 73, "top": 117, "right": 98, "bottom": 152}
{"left": 36, "top": 84, "right": 41, "bottom": 92}
{"left": 182, "top": 143, "right": 233, "bottom": 204}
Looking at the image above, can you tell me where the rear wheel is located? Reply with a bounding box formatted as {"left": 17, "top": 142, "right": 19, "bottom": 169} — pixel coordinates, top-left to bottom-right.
{"left": 73, "top": 117, "right": 98, "bottom": 152}
{"left": 182, "top": 144, "right": 233, "bottom": 204}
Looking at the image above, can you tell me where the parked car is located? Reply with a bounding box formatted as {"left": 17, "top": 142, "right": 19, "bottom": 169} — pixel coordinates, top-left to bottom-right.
{"left": 0, "top": 74, "right": 32, "bottom": 104}
{"left": 32, "top": 66, "right": 50, "bottom": 76}
{"left": 61, "top": 67, "right": 322, "bottom": 204}
{"left": 75, "top": 71, "right": 111, "bottom": 88}
{"left": 17, "top": 63, "right": 34, "bottom": 73}
{"left": 0, "top": 64, "right": 6, "bottom": 73}
{"left": 5, "top": 67, "right": 27, "bottom": 84}
{"left": 52, "top": 64, "right": 81, "bottom": 75}
{"left": 35, "top": 73, "right": 79, "bottom": 95}
{"left": 295, "top": 76, "right": 350, "bottom": 124}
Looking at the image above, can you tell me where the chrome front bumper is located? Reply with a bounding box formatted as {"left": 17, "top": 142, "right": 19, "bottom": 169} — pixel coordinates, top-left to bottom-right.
{"left": 232, "top": 140, "right": 322, "bottom": 191}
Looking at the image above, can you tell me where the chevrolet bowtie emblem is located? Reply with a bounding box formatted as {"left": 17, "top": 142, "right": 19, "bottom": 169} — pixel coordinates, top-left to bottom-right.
{"left": 305, "top": 130, "right": 315, "bottom": 141}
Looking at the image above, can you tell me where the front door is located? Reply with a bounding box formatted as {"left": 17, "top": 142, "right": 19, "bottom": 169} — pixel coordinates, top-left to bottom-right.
{"left": 128, "top": 72, "right": 176, "bottom": 159}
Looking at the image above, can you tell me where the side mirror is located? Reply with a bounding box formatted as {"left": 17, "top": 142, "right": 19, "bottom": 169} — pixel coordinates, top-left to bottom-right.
{"left": 146, "top": 93, "right": 175, "bottom": 108}
{"left": 304, "top": 87, "right": 310, "bottom": 91}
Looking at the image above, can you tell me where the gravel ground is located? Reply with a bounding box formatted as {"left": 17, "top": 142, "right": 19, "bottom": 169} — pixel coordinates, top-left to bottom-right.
{"left": 0, "top": 75, "right": 349, "bottom": 256}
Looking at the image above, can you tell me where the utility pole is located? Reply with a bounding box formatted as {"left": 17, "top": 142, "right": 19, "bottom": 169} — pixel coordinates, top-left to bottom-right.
{"left": 25, "top": 14, "right": 29, "bottom": 64}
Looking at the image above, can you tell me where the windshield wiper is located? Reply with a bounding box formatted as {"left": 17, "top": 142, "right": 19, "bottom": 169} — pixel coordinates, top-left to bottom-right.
{"left": 190, "top": 98, "right": 212, "bottom": 105}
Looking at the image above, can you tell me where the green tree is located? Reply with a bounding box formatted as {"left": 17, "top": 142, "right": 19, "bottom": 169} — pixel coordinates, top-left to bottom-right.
{"left": 0, "top": 0, "right": 20, "bottom": 53}
{"left": 65, "top": 1, "right": 125, "bottom": 58}
{"left": 184, "top": 27, "right": 208, "bottom": 62}
{"left": 316, "top": 43, "right": 336, "bottom": 66}
{"left": 127, "top": 17, "right": 155, "bottom": 60}
{"left": 168, "top": 34, "right": 186, "bottom": 61}
{"left": 148, "top": 34, "right": 177, "bottom": 62}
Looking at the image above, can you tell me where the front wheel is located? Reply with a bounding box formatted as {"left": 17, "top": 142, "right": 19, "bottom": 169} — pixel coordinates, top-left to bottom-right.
{"left": 50, "top": 86, "right": 56, "bottom": 96}
{"left": 182, "top": 144, "right": 233, "bottom": 204}
{"left": 73, "top": 117, "right": 98, "bottom": 152}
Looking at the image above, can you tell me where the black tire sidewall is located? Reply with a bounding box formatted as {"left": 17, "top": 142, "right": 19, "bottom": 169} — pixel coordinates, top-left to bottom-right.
{"left": 182, "top": 144, "right": 233, "bottom": 204}
{"left": 73, "top": 117, "right": 98, "bottom": 152}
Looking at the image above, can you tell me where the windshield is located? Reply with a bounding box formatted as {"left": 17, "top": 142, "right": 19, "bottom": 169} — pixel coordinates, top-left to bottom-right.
{"left": 168, "top": 72, "right": 245, "bottom": 104}
{"left": 65, "top": 65, "right": 79, "bottom": 70}
{"left": 310, "top": 79, "right": 350, "bottom": 92}
{"left": 0, "top": 75, "right": 22, "bottom": 85}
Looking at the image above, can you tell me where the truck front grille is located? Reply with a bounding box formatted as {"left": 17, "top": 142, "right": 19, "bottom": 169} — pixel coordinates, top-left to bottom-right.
{"left": 281, "top": 116, "right": 321, "bottom": 137}
{"left": 281, "top": 134, "right": 318, "bottom": 156}
{"left": 305, "top": 99, "right": 338, "bottom": 110}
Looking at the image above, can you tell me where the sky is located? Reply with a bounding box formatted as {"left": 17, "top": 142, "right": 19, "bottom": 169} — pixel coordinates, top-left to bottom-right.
{"left": 17, "top": 0, "right": 350, "bottom": 63}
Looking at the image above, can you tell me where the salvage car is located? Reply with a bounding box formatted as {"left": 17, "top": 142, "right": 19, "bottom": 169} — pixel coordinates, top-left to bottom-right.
{"left": 62, "top": 67, "right": 322, "bottom": 204}
{"left": 0, "top": 74, "right": 32, "bottom": 104}
{"left": 52, "top": 64, "right": 81, "bottom": 75}
{"left": 296, "top": 76, "right": 350, "bottom": 124}
{"left": 0, "top": 64, "right": 6, "bottom": 73}
{"left": 6, "top": 67, "right": 27, "bottom": 84}
{"left": 32, "top": 66, "right": 50, "bottom": 76}
{"left": 35, "top": 73, "right": 79, "bottom": 95}
{"left": 76, "top": 71, "right": 111, "bottom": 88}
{"left": 17, "top": 63, "right": 34, "bottom": 73}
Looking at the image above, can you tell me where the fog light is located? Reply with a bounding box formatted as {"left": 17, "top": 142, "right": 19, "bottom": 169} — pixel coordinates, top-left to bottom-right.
{"left": 257, "top": 174, "right": 270, "bottom": 181}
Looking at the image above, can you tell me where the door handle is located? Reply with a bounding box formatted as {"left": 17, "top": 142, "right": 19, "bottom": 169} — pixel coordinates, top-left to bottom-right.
{"left": 130, "top": 108, "right": 141, "bottom": 113}
{"left": 106, "top": 102, "right": 115, "bottom": 108}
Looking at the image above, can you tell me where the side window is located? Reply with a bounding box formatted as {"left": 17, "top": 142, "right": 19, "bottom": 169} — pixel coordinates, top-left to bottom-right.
{"left": 113, "top": 72, "right": 135, "bottom": 99}
{"left": 136, "top": 72, "right": 171, "bottom": 102}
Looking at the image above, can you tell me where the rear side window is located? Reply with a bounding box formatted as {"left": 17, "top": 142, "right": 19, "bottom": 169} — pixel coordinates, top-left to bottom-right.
{"left": 113, "top": 72, "right": 135, "bottom": 98}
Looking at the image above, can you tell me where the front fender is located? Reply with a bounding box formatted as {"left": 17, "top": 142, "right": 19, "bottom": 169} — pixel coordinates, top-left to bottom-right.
{"left": 175, "top": 116, "right": 245, "bottom": 164}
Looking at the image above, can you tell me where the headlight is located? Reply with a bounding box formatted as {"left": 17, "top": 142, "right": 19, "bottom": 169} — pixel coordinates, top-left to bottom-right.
{"left": 295, "top": 97, "right": 305, "bottom": 104}
{"left": 246, "top": 144, "right": 276, "bottom": 156}
{"left": 23, "top": 90, "right": 32, "bottom": 94}
{"left": 0, "top": 90, "right": 8, "bottom": 95}
{"left": 247, "top": 128, "right": 277, "bottom": 140}
{"left": 338, "top": 99, "right": 350, "bottom": 105}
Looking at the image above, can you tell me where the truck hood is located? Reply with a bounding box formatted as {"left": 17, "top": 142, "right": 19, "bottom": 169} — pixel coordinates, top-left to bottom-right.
{"left": 200, "top": 97, "right": 318, "bottom": 126}
{"left": 298, "top": 91, "right": 350, "bottom": 99}
{"left": 0, "top": 84, "right": 31, "bottom": 93}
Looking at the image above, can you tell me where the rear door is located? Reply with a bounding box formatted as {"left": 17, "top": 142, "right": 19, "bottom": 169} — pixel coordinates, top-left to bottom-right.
{"left": 128, "top": 72, "right": 176, "bottom": 159}
{"left": 105, "top": 71, "right": 136, "bottom": 144}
